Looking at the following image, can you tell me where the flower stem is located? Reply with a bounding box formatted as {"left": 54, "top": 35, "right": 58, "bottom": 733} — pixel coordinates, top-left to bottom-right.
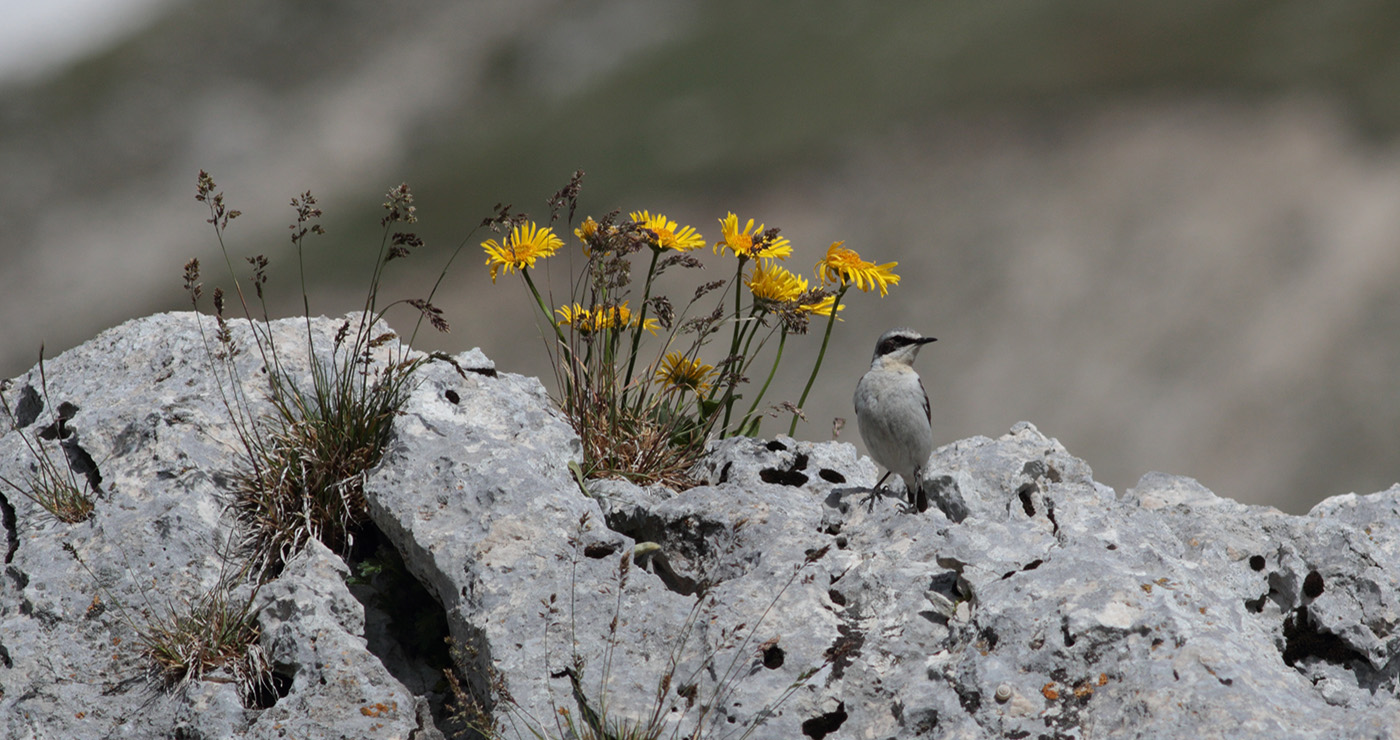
{"left": 788, "top": 286, "right": 848, "bottom": 436}
{"left": 738, "top": 327, "right": 786, "bottom": 435}
{"left": 622, "top": 248, "right": 661, "bottom": 406}
{"left": 522, "top": 270, "right": 566, "bottom": 346}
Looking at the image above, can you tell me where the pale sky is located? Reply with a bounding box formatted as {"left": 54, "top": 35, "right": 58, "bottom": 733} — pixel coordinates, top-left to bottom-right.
{"left": 0, "top": 0, "right": 178, "bottom": 83}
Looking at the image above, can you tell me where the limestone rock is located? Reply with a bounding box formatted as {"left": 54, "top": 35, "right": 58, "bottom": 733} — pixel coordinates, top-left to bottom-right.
{"left": 3, "top": 313, "right": 1400, "bottom": 739}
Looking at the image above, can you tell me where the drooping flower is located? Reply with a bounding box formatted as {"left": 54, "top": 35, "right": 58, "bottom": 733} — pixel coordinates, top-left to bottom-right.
{"left": 655, "top": 352, "right": 715, "bottom": 394}
{"left": 815, "top": 241, "right": 899, "bottom": 297}
{"left": 555, "top": 301, "right": 659, "bottom": 335}
{"left": 630, "top": 211, "right": 705, "bottom": 252}
{"left": 748, "top": 263, "right": 844, "bottom": 321}
{"left": 482, "top": 222, "right": 564, "bottom": 283}
{"left": 574, "top": 217, "right": 600, "bottom": 245}
{"left": 798, "top": 293, "right": 841, "bottom": 318}
{"left": 714, "top": 213, "right": 792, "bottom": 262}
{"left": 746, "top": 263, "right": 807, "bottom": 304}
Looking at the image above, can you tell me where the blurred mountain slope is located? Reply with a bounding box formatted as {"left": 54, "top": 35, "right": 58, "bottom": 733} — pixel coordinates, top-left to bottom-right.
{"left": 3, "top": 0, "right": 1399, "bottom": 511}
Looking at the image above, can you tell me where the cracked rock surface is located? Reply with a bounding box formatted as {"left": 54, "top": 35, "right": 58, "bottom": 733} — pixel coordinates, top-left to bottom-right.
{"left": 0, "top": 313, "right": 438, "bottom": 740}
{"left": 3, "top": 312, "right": 1400, "bottom": 738}
{"left": 371, "top": 360, "right": 1400, "bottom": 738}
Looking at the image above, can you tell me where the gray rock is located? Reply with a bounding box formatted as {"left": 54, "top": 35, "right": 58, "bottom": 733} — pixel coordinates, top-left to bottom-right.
{"left": 6, "top": 313, "right": 1400, "bottom": 738}
{"left": 0, "top": 312, "right": 439, "bottom": 739}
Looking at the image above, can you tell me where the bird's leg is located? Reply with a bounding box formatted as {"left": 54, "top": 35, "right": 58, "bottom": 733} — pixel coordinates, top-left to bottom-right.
{"left": 863, "top": 470, "right": 894, "bottom": 510}
{"left": 909, "top": 466, "right": 929, "bottom": 513}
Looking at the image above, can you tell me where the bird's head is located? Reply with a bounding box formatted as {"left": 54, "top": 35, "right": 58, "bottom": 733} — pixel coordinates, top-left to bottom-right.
{"left": 870, "top": 327, "right": 937, "bottom": 367}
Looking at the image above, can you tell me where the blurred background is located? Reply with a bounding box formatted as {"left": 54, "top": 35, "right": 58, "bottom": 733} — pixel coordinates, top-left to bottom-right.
{"left": 3, "top": 0, "right": 1398, "bottom": 513}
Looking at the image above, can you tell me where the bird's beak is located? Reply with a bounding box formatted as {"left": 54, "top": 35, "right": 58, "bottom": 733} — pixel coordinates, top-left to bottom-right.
{"left": 920, "top": 337, "right": 938, "bottom": 345}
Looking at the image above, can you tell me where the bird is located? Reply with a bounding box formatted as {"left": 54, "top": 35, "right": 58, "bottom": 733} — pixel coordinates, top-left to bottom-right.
{"left": 854, "top": 328, "right": 937, "bottom": 512}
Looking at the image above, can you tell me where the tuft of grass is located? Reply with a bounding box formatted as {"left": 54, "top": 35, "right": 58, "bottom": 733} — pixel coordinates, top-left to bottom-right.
{"left": 64, "top": 541, "right": 273, "bottom": 707}
{"left": 0, "top": 352, "right": 97, "bottom": 524}
{"left": 141, "top": 581, "right": 269, "bottom": 700}
{"left": 188, "top": 173, "right": 449, "bottom": 578}
{"left": 232, "top": 341, "right": 420, "bottom": 575}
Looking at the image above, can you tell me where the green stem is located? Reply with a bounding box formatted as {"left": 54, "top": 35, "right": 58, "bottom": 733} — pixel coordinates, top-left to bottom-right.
{"left": 522, "top": 270, "right": 566, "bottom": 345}
{"left": 788, "top": 286, "right": 848, "bottom": 436}
{"left": 738, "top": 327, "right": 786, "bottom": 435}
{"left": 622, "top": 248, "right": 661, "bottom": 398}
{"left": 723, "top": 304, "right": 770, "bottom": 433}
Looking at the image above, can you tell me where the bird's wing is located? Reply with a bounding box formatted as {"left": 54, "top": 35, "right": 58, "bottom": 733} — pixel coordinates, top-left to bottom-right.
{"left": 919, "top": 377, "right": 930, "bottom": 425}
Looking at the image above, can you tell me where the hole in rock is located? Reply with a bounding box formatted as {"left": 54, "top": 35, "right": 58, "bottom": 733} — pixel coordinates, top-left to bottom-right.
{"left": 766, "top": 440, "right": 788, "bottom": 452}
{"left": 243, "top": 669, "right": 294, "bottom": 709}
{"left": 583, "top": 541, "right": 620, "bottom": 559}
{"left": 1282, "top": 606, "right": 1366, "bottom": 669}
{"left": 1244, "top": 594, "right": 1267, "bottom": 613}
{"left": 818, "top": 469, "right": 845, "bottom": 484}
{"left": 1, "top": 491, "right": 17, "bottom": 563}
{"left": 801, "top": 702, "right": 847, "bottom": 739}
{"left": 15, "top": 385, "right": 42, "bottom": 427}
{"left": 346, "top": 523, "right": 453, "bottom": 732}
{"left": 444, "top": 389, "right": 460, "bottom": 405}
{"left": 825, "top": 625, "right": 864, "bottom": 679}
{"left": 62, "top": 438, "right": 103, "bottom": 493}
{"left": 762, "top": 644, "right": 785, "bottom": 669}
{"left": 792, "top": 453, "right": 809, "bottom": 470}
{"left": 956, "top": 687, "right": 982, "bottom": 713}
{"left": 1303, "top": 571, "right": 1325, "bottom": 599}
{"left": 1061, "top": 618, "right": 1078, "bottom": 647}
{"left": 759, "top": 468, "right": 808, "bottom": 487}
{"left": 1016, "top": 483, "right": 1037, "bottom": 516}
{"left": 827, "top": 589, "right": 847, "bottom": 606}
{"left": 1249, "top": 555, "right": 1266, "bottom": 571}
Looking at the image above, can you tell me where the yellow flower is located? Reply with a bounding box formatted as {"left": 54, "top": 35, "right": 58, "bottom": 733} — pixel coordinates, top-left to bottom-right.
{"left": 655, "top": 352, "right": 715, "bottom": 394}
{"left": 555, "top": 303, "right": 591, "bottom": 329}
{"left": 714, "top": 213, "right": 792, "bottom": 262}
{"left": 747, "top": 263, "right": 844, "bottom": 319}
{"left": 815, "top": 241, "right": 899, "bottom": 297}
{"left": 747, "top": 263, "right": 807, "bottom": 304}
{"left": 482, "top": 222, "right": 564, "bottom": 283}
{"left": 605, "top": 302, "right": 660, "bottom": 335}
{"left": 631, "top": 211, "right": 705, "bottom": 252}
{"left": 799, "top": 293, "right": 842, "bottom": 318}
{"left": 555, "top": 301, "right": 659, "bottom": 335}
{"left": 574, "top": 217, "right": 600, "bottom": 244}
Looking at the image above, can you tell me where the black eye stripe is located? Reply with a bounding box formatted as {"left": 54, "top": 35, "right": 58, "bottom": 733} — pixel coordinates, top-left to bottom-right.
{"left": 878, "top": 335, "right": 918, "bottom": 354}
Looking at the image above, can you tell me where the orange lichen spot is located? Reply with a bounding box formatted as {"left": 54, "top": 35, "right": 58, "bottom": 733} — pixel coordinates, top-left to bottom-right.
{"left": 75, "top": 712, "right": 87, "bottom": 719}
{"left": 1141, "top": 583, "right": 1153, "bottom": 593}
{"left": 1073, "top": 682, "right": 1095, "bottom": 699}
{"left": 1042, "top": 682, "right": 1060, "bottom": 701}
{"left": 1098, "top": 673, "right": 1109, "bottom": 686}
{"left": 360, "top": 701, "right": 398, "bottom": 717}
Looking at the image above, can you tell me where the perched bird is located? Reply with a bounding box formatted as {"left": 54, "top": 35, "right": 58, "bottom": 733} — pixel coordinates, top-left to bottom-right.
{"left": 854, "top": 328, "right": 937, "bottom": 512}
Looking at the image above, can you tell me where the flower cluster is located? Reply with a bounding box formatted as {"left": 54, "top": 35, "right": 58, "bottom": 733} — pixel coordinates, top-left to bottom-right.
{"left": 484, "top": 189, "right": 903, "bottom": 484}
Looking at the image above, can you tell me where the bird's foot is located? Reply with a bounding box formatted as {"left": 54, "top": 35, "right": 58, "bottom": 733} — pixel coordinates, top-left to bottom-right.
{"left": 862, "top": 486, "right": 890, "bottom": 512}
